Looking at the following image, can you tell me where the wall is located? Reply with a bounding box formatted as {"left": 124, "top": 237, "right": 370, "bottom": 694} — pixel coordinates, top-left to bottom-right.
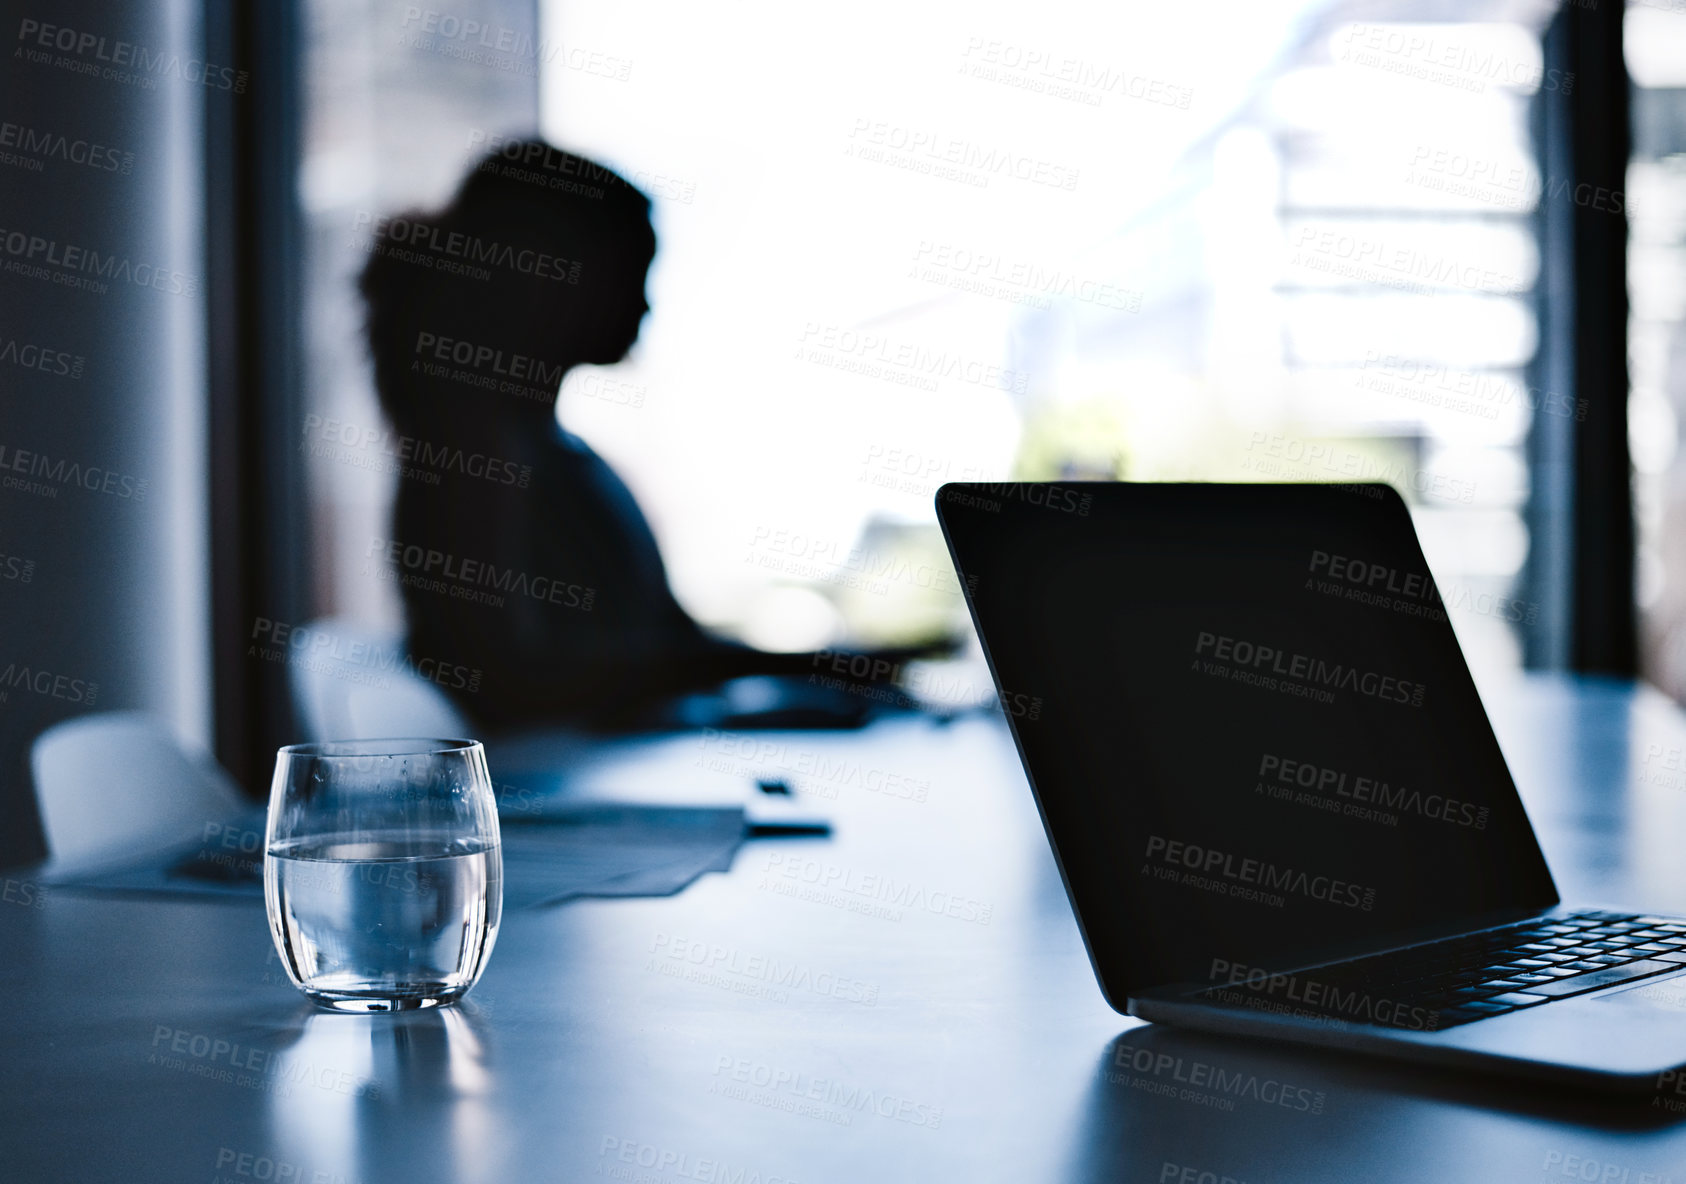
{"left": 0, "top": 0, "right": 210, "bottom": 866}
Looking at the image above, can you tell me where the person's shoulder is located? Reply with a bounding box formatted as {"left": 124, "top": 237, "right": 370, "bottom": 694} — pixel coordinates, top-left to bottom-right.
{"left": 550, "top": 426, "right": 618, "bottom": 475}
{"left": 553, "top": 424, "right": 592, "bottom": 453}
{"left": 544, "top": 425, "right": 633, "bottom": 493}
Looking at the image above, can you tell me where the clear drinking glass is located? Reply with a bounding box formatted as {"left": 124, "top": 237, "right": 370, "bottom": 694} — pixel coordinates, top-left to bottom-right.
{"left": 264, "top": 739, "right": 502, "bottom": 1012}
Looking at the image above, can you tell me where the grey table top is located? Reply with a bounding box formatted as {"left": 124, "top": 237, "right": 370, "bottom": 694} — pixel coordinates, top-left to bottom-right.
{"left": 5, "top": 673, "right": 1686, "bottom": 1183}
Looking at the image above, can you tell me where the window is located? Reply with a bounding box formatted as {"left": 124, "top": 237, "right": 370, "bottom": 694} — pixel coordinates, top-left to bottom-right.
{"left": 533, "top": 0, "right": 1552, "bottom": 686}
{"left": 1629, "top": 2, "right": 1686, "bottom": 700}
{"left": 294, "top": 0, "right": 540, "bottom": 627}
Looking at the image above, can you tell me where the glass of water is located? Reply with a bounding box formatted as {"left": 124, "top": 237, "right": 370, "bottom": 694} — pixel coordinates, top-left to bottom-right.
{"left": 264, "top": 739, "right": 502, "bottom": 1012}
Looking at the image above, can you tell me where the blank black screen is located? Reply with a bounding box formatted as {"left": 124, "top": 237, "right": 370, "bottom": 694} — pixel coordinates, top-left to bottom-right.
{"left": 937, "top": 482, "right": 1559, "bottom": 1007}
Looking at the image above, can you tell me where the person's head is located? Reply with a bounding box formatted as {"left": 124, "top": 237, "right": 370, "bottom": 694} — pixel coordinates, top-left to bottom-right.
{"left": 360, "top": 140, "right": 654, "bottom": 430}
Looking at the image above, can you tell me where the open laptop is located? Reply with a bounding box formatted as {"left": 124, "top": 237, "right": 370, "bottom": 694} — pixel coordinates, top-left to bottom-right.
{"left": 936, "top": 480, "right": 1686, "bottom": 1091}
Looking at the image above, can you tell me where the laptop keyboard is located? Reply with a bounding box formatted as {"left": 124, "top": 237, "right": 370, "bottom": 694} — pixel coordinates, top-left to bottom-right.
{"left": 1208, "top": 911, "right": 1686, "bottom": 1030}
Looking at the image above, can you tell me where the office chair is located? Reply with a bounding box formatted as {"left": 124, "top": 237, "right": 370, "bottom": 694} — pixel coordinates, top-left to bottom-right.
{"left": 30, "top": 711, "right": 246, "bottom": 875}
{"left": 286, "top": 617, "right": 471, "bottom": 743}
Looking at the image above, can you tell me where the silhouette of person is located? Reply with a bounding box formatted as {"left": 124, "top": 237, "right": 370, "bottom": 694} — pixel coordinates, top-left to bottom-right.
{"left": 360, "top": 139, "right": 929, "bottom": 731}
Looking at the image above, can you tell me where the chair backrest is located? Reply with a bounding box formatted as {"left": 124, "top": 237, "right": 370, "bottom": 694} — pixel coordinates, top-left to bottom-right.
{"left": 286, "top": 617, "right": 472, "bottom": 743}
{"left": 30, "top": 711, "right": 247, "bottom": 873}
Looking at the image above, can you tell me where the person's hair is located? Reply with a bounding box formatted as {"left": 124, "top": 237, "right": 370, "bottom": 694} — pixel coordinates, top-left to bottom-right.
{"left": 359, "top": 139, "right": 653, "bottom": 430}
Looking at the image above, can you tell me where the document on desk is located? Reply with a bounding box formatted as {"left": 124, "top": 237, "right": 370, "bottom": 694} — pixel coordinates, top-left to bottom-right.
{"left": 497, "top": 804, "right": 747, "bottom": 908}
{"left": 49, "top": 803, "right": 752, "bottom": 910}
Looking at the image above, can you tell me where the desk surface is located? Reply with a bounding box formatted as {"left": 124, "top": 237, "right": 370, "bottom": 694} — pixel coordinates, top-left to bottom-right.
{"left": 6, "top": 674, "right": 1686, "bottom": 1183}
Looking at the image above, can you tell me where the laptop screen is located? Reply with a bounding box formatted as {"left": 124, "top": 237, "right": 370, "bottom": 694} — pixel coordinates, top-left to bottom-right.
{"left": 937, "top": 482, "right": 1559, "bottom": 1005}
